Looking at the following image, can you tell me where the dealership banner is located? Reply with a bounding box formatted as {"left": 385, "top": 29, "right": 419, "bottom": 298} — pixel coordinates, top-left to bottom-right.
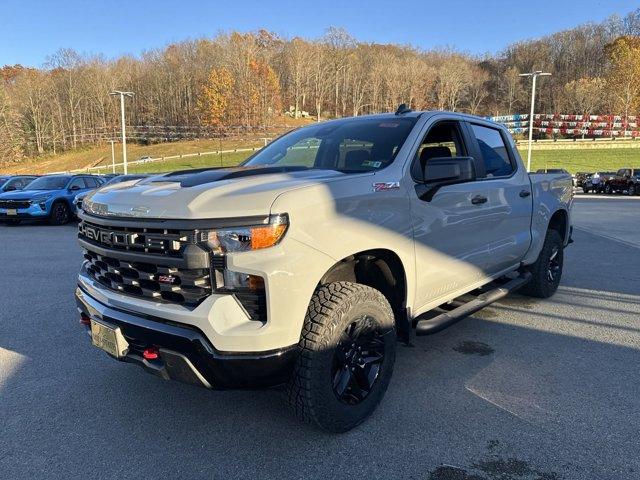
{"left": 487, "top": 114, "right": 640, "bottom": 137}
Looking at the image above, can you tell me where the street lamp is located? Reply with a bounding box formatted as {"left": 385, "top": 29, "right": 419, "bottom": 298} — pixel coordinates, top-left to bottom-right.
{"left": 519, "top": 71, "right": 551, "bottom": 172}
{"left": 109, "top": 91, "right": 134, "bottom": 174}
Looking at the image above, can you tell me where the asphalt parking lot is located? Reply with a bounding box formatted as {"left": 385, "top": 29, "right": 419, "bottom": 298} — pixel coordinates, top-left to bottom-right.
{"left": 1, "top": 195, "right": 639, "bottom": 480}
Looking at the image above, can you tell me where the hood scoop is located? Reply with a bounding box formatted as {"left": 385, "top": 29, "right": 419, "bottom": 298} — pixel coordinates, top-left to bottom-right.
{"left": 156, "top": 165, "right": 313, "bottom": 188}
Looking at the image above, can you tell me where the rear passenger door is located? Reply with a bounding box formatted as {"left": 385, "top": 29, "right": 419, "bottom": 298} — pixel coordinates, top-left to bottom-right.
{"left": 463, "top": 121, "right": 533, "bottom": 275}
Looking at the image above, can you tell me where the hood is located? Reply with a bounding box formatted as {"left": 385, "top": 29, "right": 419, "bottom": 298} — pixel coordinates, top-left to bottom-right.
{"left": 83, "top": 166, "right": 353, "bottom": 219}
{"left": 0, "top": 188, "right": 61, "bottom": 200}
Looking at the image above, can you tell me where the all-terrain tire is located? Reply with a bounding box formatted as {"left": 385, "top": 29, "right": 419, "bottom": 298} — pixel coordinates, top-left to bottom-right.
{"left": 49, "top": 201, "right": 70, "bottom": 225}
{"left": 519, "top": 229, "right": 564, "bottom": 298}
{"left": 286, "top": 282, "right": 396, "bottom": 433}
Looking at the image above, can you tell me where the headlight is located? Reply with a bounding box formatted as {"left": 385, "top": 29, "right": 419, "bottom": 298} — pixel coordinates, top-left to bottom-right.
{"left": 199, "top": 214, "right": 287, "bottom": 296}
{"left": 201, "top": 214, "right": 288, "bottom": 254}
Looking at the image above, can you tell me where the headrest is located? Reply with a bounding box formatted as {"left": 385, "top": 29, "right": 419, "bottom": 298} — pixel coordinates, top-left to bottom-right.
{"left": 419, "top": 146, "right": 452, "bottom": 166}
{"left": 344, "top": 149, "right": 371, "bottom": 170}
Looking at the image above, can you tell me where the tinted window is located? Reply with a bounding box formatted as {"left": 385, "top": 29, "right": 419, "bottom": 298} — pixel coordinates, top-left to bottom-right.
{"left": 471, "top": 124, "right": 514, "bottom": 177}
{"left": 68, "top": 178, "right": 87, "bottom": 189}
{"left": 84, "top": 177, "right": 100, "bottom": 188}
{"left": 411, "top": 122, "right": 466, "bottom": 181}
{"left": 243, "top": 117, "right": 418, "bottom": 173}
{"left": 25, "top": 176, "right": 71, "bottom": 190}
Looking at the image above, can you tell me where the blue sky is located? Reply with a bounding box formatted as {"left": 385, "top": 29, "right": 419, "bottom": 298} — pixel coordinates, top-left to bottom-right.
{"left": 1, "top": 0, "right": 638, "bottom": 67}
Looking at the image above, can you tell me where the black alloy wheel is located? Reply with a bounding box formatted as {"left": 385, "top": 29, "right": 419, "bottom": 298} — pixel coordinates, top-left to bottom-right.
{"left": 547, "top": 245, "right": 561, "bottom": 283}
{"left": 331, "top": 315, "right": 386, "bottom": 405}
{"left": 49, "top": 202, "right": 70, "bottom": 225}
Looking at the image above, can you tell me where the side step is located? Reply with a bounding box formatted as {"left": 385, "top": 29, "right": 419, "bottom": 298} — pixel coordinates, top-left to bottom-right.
{"left": 415, "top": 272, "right": 532, "bottom": 336}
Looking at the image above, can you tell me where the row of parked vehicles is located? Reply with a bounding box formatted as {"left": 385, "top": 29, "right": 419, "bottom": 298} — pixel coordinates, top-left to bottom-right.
{"left": 575, "top": 168, "right": 640, "bottom": 195}
{"left": 0, "top": 173, "right": 148, "bottom": 225}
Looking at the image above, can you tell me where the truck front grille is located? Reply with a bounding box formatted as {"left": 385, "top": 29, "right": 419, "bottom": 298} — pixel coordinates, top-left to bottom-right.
{"left": 83, "top": 249, "right": 211, "bottom": 306}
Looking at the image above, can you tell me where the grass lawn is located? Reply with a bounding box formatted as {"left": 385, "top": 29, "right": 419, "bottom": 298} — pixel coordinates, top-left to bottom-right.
{"left": 521, "top": 148, "right": 640, "bottom": 173}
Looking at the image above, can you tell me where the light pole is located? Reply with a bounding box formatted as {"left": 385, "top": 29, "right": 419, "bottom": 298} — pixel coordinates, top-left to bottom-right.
{"left": 109, "top": 140, "right": 116, "bottom": 174}
{"left": 519, "top": 71, "right": 551, "bottom": 172}
{"left": 109, "top": 91, "right": 134, "bottom": 174}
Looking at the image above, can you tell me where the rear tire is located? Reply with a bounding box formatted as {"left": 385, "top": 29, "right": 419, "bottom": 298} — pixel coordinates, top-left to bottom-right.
{"left": 49, "top": 201, "right": 70, "bottom": 225}
{"left": 286, "top": 282, "right": 396, "bottom": 433}
{"left": 628, "top": 184, "right": 637, "bottom": 196}
{"left": 519, "top": 229, "right": 564, "bottom": 299}
{"left": 604, "top": 184, "right": 612, "bottom": 195}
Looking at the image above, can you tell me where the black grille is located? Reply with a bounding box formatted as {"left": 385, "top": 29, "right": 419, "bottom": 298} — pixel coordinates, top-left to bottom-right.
{"left": 235, "top": 292, "right": 267, "bottom": 323}
{"left": 83, "top": 249, "right": 211, "bottom": 306}
{"left": 0, "top": 200, "right": 30, "bottom": 209}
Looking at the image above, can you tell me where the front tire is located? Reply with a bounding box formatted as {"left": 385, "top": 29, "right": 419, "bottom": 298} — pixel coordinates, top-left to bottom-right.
{"left": 628, "top": 184, "right": 637, "bottom": 196}
{"left": 519, "top": 229, "right": 564, "bottom": 298}
{"left": 287, "top": 282, "right": 396, "bottom": 433}
{"left": 49, "top": 201, "right": 70, "bottom": 225}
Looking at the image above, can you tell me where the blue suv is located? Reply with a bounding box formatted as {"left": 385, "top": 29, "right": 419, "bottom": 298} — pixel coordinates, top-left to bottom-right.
{"left": 0, "top": 174, "right": 104, "bottom": 225}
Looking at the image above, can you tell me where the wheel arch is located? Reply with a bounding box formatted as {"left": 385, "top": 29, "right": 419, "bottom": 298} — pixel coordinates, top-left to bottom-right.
{"left": 319, "top": 248, "right": 410, "bottom": 341}
{"left": 547, "top": 208, "right": 569, "bottom": 244}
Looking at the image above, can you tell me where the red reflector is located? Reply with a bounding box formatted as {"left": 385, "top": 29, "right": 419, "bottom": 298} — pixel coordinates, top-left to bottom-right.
{"left": 80, "top": 313, "right": 91, "bottom": 326}
{"left": 143, "top": 347, "right": 159, "bottom": 360}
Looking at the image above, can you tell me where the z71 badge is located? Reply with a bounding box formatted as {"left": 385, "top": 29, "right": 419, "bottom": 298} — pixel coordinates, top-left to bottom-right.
{"left": 372, "top": 182, "right": 400, "bottom": 192}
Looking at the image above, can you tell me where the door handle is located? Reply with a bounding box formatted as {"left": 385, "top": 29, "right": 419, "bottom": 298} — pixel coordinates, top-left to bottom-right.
{"left": 471, "top": 195, "right": 487, "bottom": 205}
{"left": 519, "top": 190, "right": 531, "bottom": 198}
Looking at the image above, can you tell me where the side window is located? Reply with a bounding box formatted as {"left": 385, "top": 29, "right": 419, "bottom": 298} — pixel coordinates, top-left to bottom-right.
{"left": 470, "top": 124, "right": 514, "bottom": 178}
{"left": 411, "top": 121, "right": 466, "bottom": 181}
{"left": 85, "top": 177, "right": 99, "bottom": 188}
{"left": 68, "top": 178, "right": 86, "bottom": 189}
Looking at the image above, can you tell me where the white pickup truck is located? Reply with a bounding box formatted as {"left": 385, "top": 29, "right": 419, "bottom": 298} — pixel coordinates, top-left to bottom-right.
{"left": 75, "top": 108, "right": 573, "bottom": 432}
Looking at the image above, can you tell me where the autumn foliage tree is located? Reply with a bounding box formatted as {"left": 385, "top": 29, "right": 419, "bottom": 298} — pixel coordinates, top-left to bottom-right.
{"left": 198, "top": 67, "right": 234, "bottom": 127}
{"left": 605, "top": 36, "right": 640, "bottom": 117}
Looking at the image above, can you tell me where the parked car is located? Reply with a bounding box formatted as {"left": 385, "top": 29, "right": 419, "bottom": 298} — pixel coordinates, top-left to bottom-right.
{"left": 0, "top": 175, "right": 38, "bottom": 192}
{"left": 74, "top": 174, "right": 149, "bottom": 213}
{"left": 76, "top": 109, "right": 572, "bottom": 432}
{"left": 604, "top": 168, "right": 640, "bottom": 195}
{"left": 0, "top": 174, "right": 104, "bottom": 225}
{"left": 583, "top": 171, "right": 616, "bottom": 194}
{"left": 574, "top": 172, "right": 590, "bottom": 188}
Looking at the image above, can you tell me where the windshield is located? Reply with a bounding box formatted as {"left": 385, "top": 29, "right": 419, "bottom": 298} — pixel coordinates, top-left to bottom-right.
{"left": 26, "top": 176, "right": 71, "bottom": 190}
{"left": 105, "top": 175, "right": 146, "bottom": 186}
{"left": 243, "top": 117, "right": 418, "bottom": 172}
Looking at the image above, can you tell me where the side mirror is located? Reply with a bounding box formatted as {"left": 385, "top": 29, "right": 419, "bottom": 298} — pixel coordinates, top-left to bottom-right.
{"left": 69, "top": 185, "right": 81, "bottom": 191}
{"left": 416, "top": 156, "right": 476, "bottom": 201}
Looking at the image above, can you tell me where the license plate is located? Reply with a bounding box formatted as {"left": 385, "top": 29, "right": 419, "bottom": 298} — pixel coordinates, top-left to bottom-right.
{"left": 7, "top": 209, "right": 17, "bottom": 216}
{"left": 90, "top": 319, "right": 129, "bottom": 358}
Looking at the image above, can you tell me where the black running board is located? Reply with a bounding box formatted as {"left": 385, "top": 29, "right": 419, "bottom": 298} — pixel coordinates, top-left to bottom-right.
{"left": 415, "top": 272, "right": 532, "bottom": 336}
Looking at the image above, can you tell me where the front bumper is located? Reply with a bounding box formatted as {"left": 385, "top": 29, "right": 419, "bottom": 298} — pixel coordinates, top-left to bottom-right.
{"left": 0, "top": 204, "right": 49, "bottom": 219}
{"left": 76, "top": 286, "right": 297, "bottom": 389}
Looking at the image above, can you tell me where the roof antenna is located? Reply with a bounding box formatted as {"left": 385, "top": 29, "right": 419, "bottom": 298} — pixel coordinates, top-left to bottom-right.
{"left": 395, "top": 103, "right": 412, "bottom": 115}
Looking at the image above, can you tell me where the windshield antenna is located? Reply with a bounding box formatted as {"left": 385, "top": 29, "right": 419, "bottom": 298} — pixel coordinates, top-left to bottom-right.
{"left": 395, "top": 103, "right": 412, "bottom": 115}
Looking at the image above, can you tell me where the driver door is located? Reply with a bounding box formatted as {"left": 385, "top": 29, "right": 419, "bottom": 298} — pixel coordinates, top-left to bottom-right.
{"left": 408, "top": 119, "right": 494, "bottom": 313}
